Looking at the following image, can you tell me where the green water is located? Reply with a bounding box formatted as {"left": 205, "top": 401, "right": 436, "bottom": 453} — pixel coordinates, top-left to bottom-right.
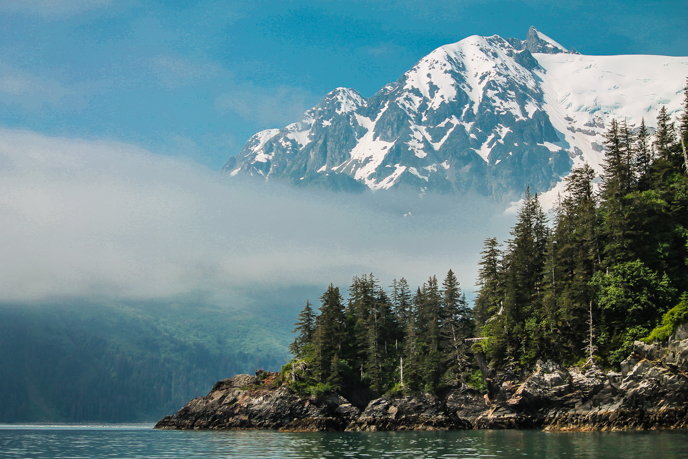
{"left": 1, "top": 425, "right": 687, "bottom": 458}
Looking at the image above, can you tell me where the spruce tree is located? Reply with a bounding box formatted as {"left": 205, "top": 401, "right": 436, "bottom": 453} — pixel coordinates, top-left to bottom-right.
{"left": 682, "top": 77, "right": 688, "bottom": 137}
{"left": 401, "top": 287, "right": 422, "bottom": 391}
{"left": 600, "top": 119, "right": 635, "bottom": 266}
{"left": 655, "top": 106, "right": 676, "bottom": 162}
{"left": 601, "top": 118, "right": 633, "bottom": 200}
{"left": 634, "top": 118, "right": 653, "bottom": 190}
{"left": 620, "top": 119, "right": 636, "bottom": 191}
{"left": 390, "top": 278, "right": 412, "bottom": 340}
{"left": 680, "top": 79, "right": 688, "bottom": 171}
{"left": 416, "top": 277, "right": 442, "bottom": 392}
{"left": 346, "top": 274, "right": 378, "bottom": 380}
{"left": 474, "top": 237, "right": 503, "bottom": 328}
{"left": 312, "top": 285, "right": 347, "bottom": 382}
{"left": 440, "top": 270, "right": 472, "bottom": 386}
{"left": 542, "top": 165, "right": 600, "bottom": 363}
{"left": 499, "top": 188, "right": 548, "bottom": 366}
{"left": 289, "top": 300, "right": 315, "bottom": 359}
{"left": 362, "top": 286, "right": 398, "bottom": 392}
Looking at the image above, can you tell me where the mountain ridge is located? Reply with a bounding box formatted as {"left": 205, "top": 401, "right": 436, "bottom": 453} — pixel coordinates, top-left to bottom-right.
{"left": 223, "top": 28, "right": 687, "bottom": 203}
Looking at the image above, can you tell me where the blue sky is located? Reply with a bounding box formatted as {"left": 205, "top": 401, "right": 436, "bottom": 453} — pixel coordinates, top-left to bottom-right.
{"left": 1, "top": 0, "right": 686, "bottom": 169}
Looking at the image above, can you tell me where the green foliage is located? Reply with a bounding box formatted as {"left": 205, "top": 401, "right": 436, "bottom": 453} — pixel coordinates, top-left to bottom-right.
{"left": 305, "top": 382, "right": 334, "bottom": 396}
{"left": 466, "top": 369, "right": 487, "bottom": 392}
{"left": 590, "top": 259, "right": 676, "bottom": 363}
{"left": 643, "top": 293, "right": 688, "bottom": 343}
{"left": 284, "top": 83, "right": 688, "bottom": 393}
{"left": 289, "top": 300, "right": 315, "bottom": 359}
{"left": 591, "top": 260, "right": 676, "bottom": 326}
{"left": 475, "top": 98, "right": 688, "bottom": 370}
{"left": 385, "top": 382, "right": 403, "bottom": 397}
{"left": 288, "top": 271, "right": 477, "bottom": 398}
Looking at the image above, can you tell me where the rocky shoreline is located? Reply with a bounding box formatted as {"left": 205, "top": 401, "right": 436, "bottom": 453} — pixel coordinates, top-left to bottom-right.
{"left": 155, "top": 327, "right": 688, "bottom": 432}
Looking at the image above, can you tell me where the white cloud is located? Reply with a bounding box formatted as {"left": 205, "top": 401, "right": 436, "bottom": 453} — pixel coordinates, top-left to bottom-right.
{"left": 149, "top": 55, "right": 222, "bottom": 89}
{"left": 0, "top": 0, "right": 112, "bottom": 17}
{"left": 215, "top": 83, "right": 319, "bottom": 127}
{"left": 0, "top": 62, "right": 79, "bottom": 111}
{"left": 365, "top": 43, "right": 403, "bottom": 57}
{"left": 0, "top": 129, "right": 509, "bottom": 304}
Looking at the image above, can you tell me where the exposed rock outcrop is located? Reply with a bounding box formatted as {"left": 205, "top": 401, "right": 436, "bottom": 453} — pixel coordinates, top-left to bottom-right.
{"left": 155, "top": 332, "right": 688, "bottom": 432}
{"left": 155, "top": 371, "right": 360, "bottom": 431}
{"left": 345, "top": 390, "right": 479, "bottom": 431}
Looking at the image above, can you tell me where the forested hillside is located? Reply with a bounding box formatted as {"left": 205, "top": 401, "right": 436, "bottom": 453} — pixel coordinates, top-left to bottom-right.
{"left": 0, "top": 302, "right": 290, "bottom": 422}
{"left": 284, "top": 80, "right": 688, "bottom": 397}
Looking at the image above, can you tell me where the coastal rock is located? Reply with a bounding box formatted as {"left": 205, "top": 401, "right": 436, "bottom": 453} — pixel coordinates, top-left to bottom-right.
{"left": 346, "top": 391, "right": 474, "bottom": 431}
{"left": 506, "top": 360, "right": 570, "bottom": 412}
{"left": 156, "top": 329, "right": 688, "bottom": 432}
{"left": 154, "top": 372, "right": 360, "bottom": 430}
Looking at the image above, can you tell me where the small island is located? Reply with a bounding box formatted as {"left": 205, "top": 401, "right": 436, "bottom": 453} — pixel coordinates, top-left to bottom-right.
{"left": 157, "top": 92, "right": 688, "bottom": 431}
{"left": 154, "top": 323, "right": 688, "bottom": 431}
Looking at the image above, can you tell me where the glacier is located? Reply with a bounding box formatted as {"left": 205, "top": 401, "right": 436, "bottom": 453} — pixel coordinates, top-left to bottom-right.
{"left": 223, "top": 27, "right": 688, "bottom": 203}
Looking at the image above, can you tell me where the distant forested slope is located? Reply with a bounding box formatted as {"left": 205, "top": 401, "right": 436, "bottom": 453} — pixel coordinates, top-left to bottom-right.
{"left": 0, "top": 302, "right": 291, "bottom": 422}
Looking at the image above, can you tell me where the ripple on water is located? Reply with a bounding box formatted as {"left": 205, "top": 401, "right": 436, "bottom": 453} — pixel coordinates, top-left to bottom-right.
{"left": 1, "top": 426, "right": 687, "bottom": 458}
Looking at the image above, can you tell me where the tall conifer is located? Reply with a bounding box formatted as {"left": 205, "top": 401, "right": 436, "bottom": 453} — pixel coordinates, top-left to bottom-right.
{"left": 440, "top": 270, "right": 471, "bottom": 385}
{"left": 634, "top": 118, "right": 653, "bottom": 189}
{"left": 289, "top": 300, "right": 315, "bottom": 359}
{"left": 655, "top": 106, "right": 676, "bottom": 162}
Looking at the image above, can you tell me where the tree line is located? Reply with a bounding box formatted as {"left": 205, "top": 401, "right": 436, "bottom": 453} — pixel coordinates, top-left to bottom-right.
{"left": 288, "top": 272, "right": 475, "bottom": 396}
{"left": 287, "top": 79, "right": 688, "bottom": 395}
{"left": 475, "top": 80, "right": 688, "bottom": 370}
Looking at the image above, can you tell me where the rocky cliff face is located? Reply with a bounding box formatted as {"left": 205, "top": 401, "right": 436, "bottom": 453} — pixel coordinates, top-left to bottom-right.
{"left": 155, "top": 328, "right": 688, "bottom": 432}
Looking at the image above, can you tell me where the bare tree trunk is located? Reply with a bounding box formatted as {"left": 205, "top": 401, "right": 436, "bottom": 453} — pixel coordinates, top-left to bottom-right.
{"left": 584, "top": 300, "right": 597, "bottom": 369}
{"left": 400, "top": 357, "right": 404, "bottom": 388}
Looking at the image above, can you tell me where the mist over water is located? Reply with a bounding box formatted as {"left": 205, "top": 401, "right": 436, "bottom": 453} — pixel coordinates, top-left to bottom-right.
{"left": 0, "top": 129, "right": 517, "bottom": 422}
{"left": 0, "top": 128, "right": 514, "bottom": 311}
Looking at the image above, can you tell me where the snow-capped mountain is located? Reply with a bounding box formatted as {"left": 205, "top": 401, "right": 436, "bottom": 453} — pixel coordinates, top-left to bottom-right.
{"left": 223, "top": 27, "right": 688, "bottom": 201}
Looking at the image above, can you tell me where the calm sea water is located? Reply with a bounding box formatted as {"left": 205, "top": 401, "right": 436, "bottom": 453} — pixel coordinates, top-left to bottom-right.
{"left": 1, "top": 424, "right": 687, "bottom": 458}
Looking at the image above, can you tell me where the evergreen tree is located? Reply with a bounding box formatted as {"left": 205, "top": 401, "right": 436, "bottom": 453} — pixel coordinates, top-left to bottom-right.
{"left": 401, "top": 287, "right": 422, "bottom": 391}
{"left": 682, "top": 78, "right": 688, "bottom": 138}
{"left": 680, "top": 79, "right": 688, "bottom": 172}
{"left": 289, "top": 300, "right": 315, "bottom": 359}
{"left": 600, "top": 119, "right": 635, "bottom": 266}
{"left": 655, "top": 106, "right": 676, "bottom": 162}
{"left": 601, "top": 118, "right": 634, "bottom": 200}
{"left": 390, "top": 278, "right": 412, "bottom": 343}
{"left": 620, "top": 119, "right": 636, "bottom": 191}
{"left": 362, "top": 286, "right": 398, "bottom": 391}
{"left": 346, "top": 274, "right": 378, "bottom": 381}
{"left": 312, "top": 285, "right": 347, "bottom": 382}
{"left": 634, "top": 118, "right": 653, "bottom": 190}
{"left": 473, "top": 237, "right": 503, "bottom": 328}
{"left": 440, "top": 270, "right": 472, "bottom": 386}
{"left": 503, "top": 188, "right": 548, "bottom": 366}
{"left": 415, "top": 277, "right": 442, "bottom": 392}
{"left": 542, "top": 165, "right": 600, "bottom": 363}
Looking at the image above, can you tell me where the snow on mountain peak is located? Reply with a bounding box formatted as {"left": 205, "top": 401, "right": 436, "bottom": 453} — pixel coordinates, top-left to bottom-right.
{"left": 401, "top": 46, "right": 460, "bottom": 111}
{"left": 224, "top": 28, "right": 687, "bottom": 203}
{"left": 400, "top": 34, "right": 538, "bottom": 118}
{"left": 324, "top": 87, "right": 366, "bottom": 114}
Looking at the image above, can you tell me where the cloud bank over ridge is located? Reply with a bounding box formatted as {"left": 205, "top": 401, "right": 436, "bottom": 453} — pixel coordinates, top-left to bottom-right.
{"left": 0, "top": 129, "right": 510, "bottom": 305}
